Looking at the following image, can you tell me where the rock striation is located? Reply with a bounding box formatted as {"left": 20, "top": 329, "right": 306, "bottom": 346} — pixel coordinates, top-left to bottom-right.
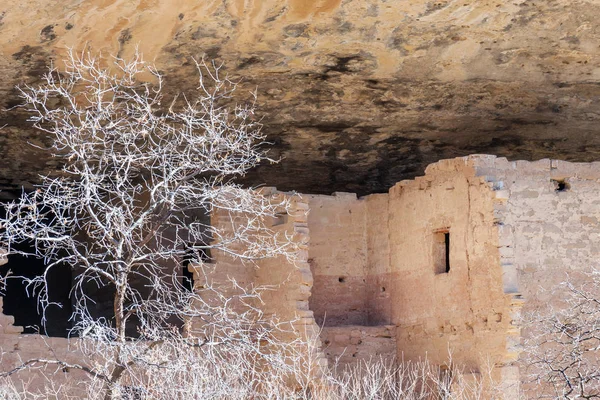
{"left": 1, "top": 0, "right": 600, "bottom": 195}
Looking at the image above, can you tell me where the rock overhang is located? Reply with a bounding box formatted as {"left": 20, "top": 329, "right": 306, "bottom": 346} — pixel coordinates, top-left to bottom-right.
{"left": 1, "top": 0, "right": 600, "bottom": 197}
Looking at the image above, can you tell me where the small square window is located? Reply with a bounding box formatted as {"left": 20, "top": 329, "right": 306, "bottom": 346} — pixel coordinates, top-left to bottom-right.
{"left": 552, "top": 178, "right": 570, "bottom": 192}
{"left": 433, "top": 229, "right": 450, "bottom": 274}
{"left": 272, "top": 212, "right": 288, "bottom": 226}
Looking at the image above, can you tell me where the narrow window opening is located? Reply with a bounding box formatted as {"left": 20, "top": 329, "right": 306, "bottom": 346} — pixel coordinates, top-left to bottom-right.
{"left": 433, "top": 229, "right": 451, "bottom": 274}
{"left": 338, "top": 276, "right": 346, "bottom": 283}
{"left": 445, "top": 232, "right": 450, "bottom": 273}
{"left": 552, "top": 178, "right": 570, "bottom": 192}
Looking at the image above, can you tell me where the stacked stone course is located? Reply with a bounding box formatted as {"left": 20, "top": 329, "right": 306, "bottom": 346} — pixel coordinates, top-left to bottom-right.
{"left": 320, "top": 325, "right": 396, "bottom": 366}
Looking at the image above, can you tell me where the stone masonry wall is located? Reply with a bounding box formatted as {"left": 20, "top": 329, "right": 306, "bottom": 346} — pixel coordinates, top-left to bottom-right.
{"left": 320, "top": 325, "right": 396, "bottom": 368}
{"left": 386, "top": 157, "right": 518, "bottom": 392}
{"left": 189, "top": 189, "right": 325, "bottom": 363}
{"left": 471, "top": 156, "right": 600, "bottom": 394}
{"left": 365, "top": 194, "right": 392, "bottom": 325}
{"left": 307, "top": 193, "right": 369, "bottom": 326}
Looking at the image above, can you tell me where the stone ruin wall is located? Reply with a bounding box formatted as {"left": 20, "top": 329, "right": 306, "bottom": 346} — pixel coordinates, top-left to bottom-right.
{"left": 471, "top": 156, "right": 600, "bottom": 394}
{"left": 189, "top": 189, "right": 326, "bottom": 365}
{"left": 2, "top": 156, "right": 600, "bottom": 395}
{"left": 306, "top": 193, "right": 397, "bottom": 365}
{"left": 252, "top": 192, "right": 319, "bottom": 345}
{"left": 300, "top": 162, "right": 518, "bottom": 390}
{"left": 0, "top": 188, "right": 327, "bottom": 393}
{"left": 307, "top": 156, "right": 524, "bottom": 393}
{"left": 353, "top": 155, "right": 600, "bottom": 392}
{"left": 387, "top": 158, "right": 518, "bottom": 383}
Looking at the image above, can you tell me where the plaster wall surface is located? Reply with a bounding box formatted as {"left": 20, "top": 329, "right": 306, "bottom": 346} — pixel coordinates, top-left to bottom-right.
{"left": 469, "top": 156, "right": 600, "bottom": 394}
{"left": 320, "top": 325, "right": 396, "bottom": 367}
{"left": 307, "top": 193, "right": 369, "bottom": 326}
{"left": 384, "top": 157, "right": 518, "bottom": 386}
{"left": 365, "top": 194, "right": 392, "bottom": 325}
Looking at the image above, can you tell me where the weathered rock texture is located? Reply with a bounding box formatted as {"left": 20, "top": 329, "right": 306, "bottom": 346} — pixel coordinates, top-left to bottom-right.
{"left": 2, "top": 1, "right": 600, "bottom": 195}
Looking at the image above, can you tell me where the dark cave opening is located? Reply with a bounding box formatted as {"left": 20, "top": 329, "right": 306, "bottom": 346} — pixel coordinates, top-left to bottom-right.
{"left": 0, "top": 242, "right": 73, "bottom": 337}
{"left": 0, "top": 202, "right": 73, "bottom": 337}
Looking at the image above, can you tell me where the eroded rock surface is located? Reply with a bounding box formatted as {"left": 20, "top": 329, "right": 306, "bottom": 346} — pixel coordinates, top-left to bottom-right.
{"left": 1, "top": 0, "right": 600, "bottom": 195}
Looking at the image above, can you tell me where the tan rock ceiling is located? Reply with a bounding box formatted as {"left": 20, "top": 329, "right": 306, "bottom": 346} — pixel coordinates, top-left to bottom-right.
{"left": 1, "top": 0, "right": 600, "bottom": 195}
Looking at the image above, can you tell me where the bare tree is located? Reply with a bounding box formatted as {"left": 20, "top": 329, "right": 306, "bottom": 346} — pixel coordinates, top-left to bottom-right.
{"left": 523, "top": 269, "right": 600, "bottom": 399}
{"left": 0, "top": 50, "right": 304, "bottom": 399}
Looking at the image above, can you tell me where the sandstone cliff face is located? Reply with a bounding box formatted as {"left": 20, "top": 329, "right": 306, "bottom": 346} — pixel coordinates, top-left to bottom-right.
{"left": 1, "top": 0, "right": 600, "bottom": 195}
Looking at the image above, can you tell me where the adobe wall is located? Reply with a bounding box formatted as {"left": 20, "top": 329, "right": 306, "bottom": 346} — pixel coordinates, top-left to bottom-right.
{"left": 386, "top": 158, "right": 518, "bottom": 380}
{"left": 306, "top": 193, "right": 369, "bottom": 326}
{"left": 190, "top": 189, "right": 325, "bottom": 364}
{"left": 470, "top": 156, "right": 600, "bottom": 392}
{"left": 0, "top": 297, "right": 88, "bottom": 396}
{"left": 320, "top": 325, "right": 396, "bottom": 368}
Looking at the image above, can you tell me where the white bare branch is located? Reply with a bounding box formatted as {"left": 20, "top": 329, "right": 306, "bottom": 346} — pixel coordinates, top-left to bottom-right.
{"left": 523, "top": 268, "right": 600, "bottom": 398}
{"left": 0, "top": 50, "right": 302, "bottom": 399}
